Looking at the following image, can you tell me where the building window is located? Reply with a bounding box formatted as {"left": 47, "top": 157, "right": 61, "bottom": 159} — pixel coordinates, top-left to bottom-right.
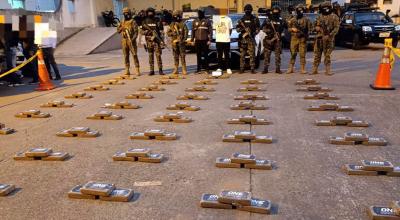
{"left": 67, "top": 0, "right": 75, "bottom": 13}
{"left": 8, "top": 0, "right": 25, "bottom": 9}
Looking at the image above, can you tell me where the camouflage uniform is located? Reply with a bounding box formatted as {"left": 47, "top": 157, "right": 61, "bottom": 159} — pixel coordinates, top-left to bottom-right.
{"left": 167, "top": 11, "right": 188, "bottom": 75}
{"left": 118, "top": 8, "right": 140, "bottom": 76}
{"left": 142, "top": 8, "right": 164, "bottom": 75}
{"left": 313, "top": 2, "right": 340, "bottom": 75}
{"left": 287, "top": 14, "right": 312, "bottom": 74}
{"left": 262, "top": 13, "right": 286, "bottom": 73}
{"left": 237, "top": 4, "right": 260, "bottom": 73}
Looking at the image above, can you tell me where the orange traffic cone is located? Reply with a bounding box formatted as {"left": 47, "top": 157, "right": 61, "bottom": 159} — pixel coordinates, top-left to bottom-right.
{"left": 36, "top": 48, "right": 55, "bottom": 91}
{"left": 370, "top": 43, "right": 395, "bottom": 90}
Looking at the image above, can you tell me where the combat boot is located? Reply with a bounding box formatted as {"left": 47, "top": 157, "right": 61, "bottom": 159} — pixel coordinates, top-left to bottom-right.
{"left": 172, "top": 66, "right": 179, "bottom": 75}
{"left": 182, "top": 66, "right": 187, "bottom": 75}
{"left": 149, "top": 68, "right": 155, "bottom": 76}
{"left": 325, "top": 65, "right": 333, "bottom": 76}
{"left": 251, "top": 69, "right": 256, "bottom": 74}
{"left": 135, "top": 67, "right": 141, "bottom": 76}
{"left": 286, "top": 64, "right": 294, "bottom": 74}
{"left": 239, "top": 69, "right": 245, "bottom": 74}
{"left": 124, "top": 67, "right": 130, "bottom": 75}
{"left": 311, "top": 66, "right": 319, "bottom": 75}
{"left": 262, "top": 66, "right": 268, "bottom": 74}
{"left": 300, "top": 64, "right": 307, "bottom": 74}
{"left": 159, "top": 68, "right": 164, "bottom": 75}
{"left": 275, "top": 65, "right": 282, "bottom": 74}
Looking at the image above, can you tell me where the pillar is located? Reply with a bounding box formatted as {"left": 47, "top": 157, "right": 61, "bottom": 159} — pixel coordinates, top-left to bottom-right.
{"left": 266, "top": 0, "right": 271, "bottom": 8}
{"left": 237, "top": 0, "right": 243, "bottom": 13}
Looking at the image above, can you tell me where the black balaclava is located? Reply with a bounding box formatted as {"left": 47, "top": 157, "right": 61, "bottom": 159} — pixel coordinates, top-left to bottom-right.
{"left": 296, "top": 8, "right": 304, "bottom": 19}
{"left": 124, "top": 12, "right": 132, "bottom": 20}
{"left": 321, "top": 6, "right": 332, "bottom": 15}
{"left": 173, "top": 15, "right": 182, "bottom": 22}
{"left": 198, "top": 10, "right": 205, "bottom": 19}
{"left": 147, "top": 8, "right": 155, "bottom": 19}
{"left": 272, "top": 9, "right": 280, "bottom": 20}
{"left": 244, "top": 4, "right": 253, "bottom": 17}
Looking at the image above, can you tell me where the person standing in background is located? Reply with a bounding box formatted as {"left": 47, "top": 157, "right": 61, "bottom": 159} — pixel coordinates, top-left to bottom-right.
{"left": 118, "top": 7, "right": 140, "bottom": 76}
{"left": 213, "top": 14, "right": 233, "bottom": 74}
{"left": 192, "top": 8, "right": 212, "bottom": 74}
{"left": 287, "top": 4, "right": 312, "bottom": 74}
{"left": 167, "top": 10, "right": 188, "bottom": 75}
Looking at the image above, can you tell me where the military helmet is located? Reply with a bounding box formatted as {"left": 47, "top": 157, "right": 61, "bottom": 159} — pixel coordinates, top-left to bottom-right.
{"left": 244, "top": 4, "right": 253, "bottom": 12}
{"left": 271, "top": 5, "right": 281, "bottom": 13}
{"left": 123, "top": 7, "right": 131, "bottom": 14}
{"left": 296, "top": 4, "right": 306, "bottom": 10}
{"left": 320, "top": 1, "right": 332, "bottom": 8}
{"left": 173, "top": 10, "right": 182, "bottom": 17}
{"left": 147, "top": 7, "right": 156, "bottom": 14}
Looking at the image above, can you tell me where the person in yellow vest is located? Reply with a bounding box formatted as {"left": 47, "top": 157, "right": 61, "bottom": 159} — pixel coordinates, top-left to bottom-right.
{"left": 117, "top": 7, "right": 140, "bottom": 76}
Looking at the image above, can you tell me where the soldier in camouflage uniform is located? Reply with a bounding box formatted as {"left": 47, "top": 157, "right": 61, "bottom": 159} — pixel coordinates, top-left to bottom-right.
{"left": 118, "top": 7, "right": 140, "bottom": 76}
{"left": 262, "top": 6, "right": 286, "bottom": 74}
{"left": 167, "top": 10, "right": 188, "bottom": 75}
{"left": 236, "top": 4, "right": 260, "bottom": 73}
{"left": 312, "top": 1, "right": 340, "bottom": 75}
{"left": 142, "top": 7, "right": 164, "bottom": 75}
{"left": 287, "top": 4, "right": 312, "bottom": 74}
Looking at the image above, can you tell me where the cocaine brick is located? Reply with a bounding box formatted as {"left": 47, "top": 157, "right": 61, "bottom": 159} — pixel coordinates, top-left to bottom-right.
{"left": 200, "top": 194, "right": 233, "bottom": 209}
{"left": 100, "top": 188, "right": 134, "bottom": 202}
{"left": 155, "top": 132, "right": 177, "bottom": 140}
{"left": 25, "top": 148, "right": 53, "bottom": 157}
{"left": 215, "top": 158, "right": 241, "bottom": 168}
{"left": 218, "top": 190, "right": 252, "bottom": 206}
{"left": 126, "top": 148, "right": 151, "bottom": 157}
{"left": 144, "top": 129, "right": 165, "bottom": 137}
{"left": 231, "top": 153, "right": 256, "bottom": 164}
{"left": 253, "top": 136, "right": 273, "bottom": 144}
{"left": 387, "top": 167, "right": 400, "bottom": 177}
{"left": 138, "top": 153, "right": 164, "bottom": 163}
{"left": 367, "top": 206, "right": 400, "bottom": 220}
{"left": 234, "top": 131, "right": 256, "bottom": 140}
{"left": 329, "top": 136, "right": 356, "bottom": 145}
{"left": 0, "top": 127, "right": 15, "bottom": 135}
{"left": 244, "top": 160, "right": 273, "bottom": 170}
{"left": 129, "top": 132, "right": 150, "bottom": 140}
{"left": 344, "top": 132, "right": 369, "bottom": 142}
{"left": 0, "top": 184, "right": 15, "bottom": 196}
{"left": 342, "top": 164, "right": 378, "bottom": 176}
{"left": 315, "top": 120, "right": 335, "bottom": 126}
{"left": 80, "top": 182, "right": 115, "bottom": 196}
{"left": 391, "top": 201, "right": 400, "bottom": 216}
{"left": 337, "top": 106, "right": 354, "bottom": 112}
{"left": 332, "top": 116, "right": 352, "bottom": 125}
{"left": 42, "top": 152, "right": 70, "bottom": 161}
{"left": 237, "top": 198, "right": 271, "bottom": 214}
{"left": 68, "top": 185, "right": 96, "bottom": 200}
{"left": 222, "top": 134, "right": 243, "bottom": 143}
{"left": 362, "top": 137, "right": 388, "bottom": 146}
{"left": 347, "top": 120, "right": 369, "bottom": 127}
{"left": 68, "top": 127, "right": 90, "bottom": 134}
{"left": 112, "top": 151, "right": 136, "bottom": 162}
{"left": 13, "top": 152, "right": 35, "bottom": 161}
{"left": 361, "top": 160, "right": 394, "bottom": 172}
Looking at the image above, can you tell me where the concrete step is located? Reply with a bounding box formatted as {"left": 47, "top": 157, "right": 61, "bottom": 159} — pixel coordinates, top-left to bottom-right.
{"left": 55, "top": 27, "right": 121, "bottom": 56}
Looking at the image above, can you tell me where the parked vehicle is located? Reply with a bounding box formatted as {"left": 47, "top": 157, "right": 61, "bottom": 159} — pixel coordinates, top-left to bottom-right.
{"left": 184, "top": 19, "right": 196, "bottom": 52}
{"left": 336, "top": 5, "right": 400, "bottom": 49}
{"left": 208, "top": 14, "right": 266, "bottom": 69}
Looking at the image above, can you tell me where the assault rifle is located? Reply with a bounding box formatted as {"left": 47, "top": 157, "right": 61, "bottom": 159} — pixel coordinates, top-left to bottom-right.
{"left": 142, "top": 23, "right": 169, "bottom": 50}
{"left": 238, "top": 20, "right": 256, "bottom": 45}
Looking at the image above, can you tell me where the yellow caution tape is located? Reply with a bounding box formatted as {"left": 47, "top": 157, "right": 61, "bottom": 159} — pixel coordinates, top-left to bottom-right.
{"left": 0, "top": 52, "right": 38, "bottom": 79}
